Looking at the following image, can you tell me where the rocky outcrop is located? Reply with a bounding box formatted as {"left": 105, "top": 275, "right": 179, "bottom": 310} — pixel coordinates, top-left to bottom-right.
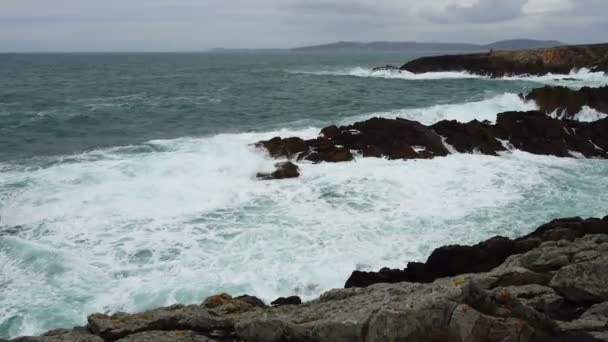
{"left": 523, "top": 86, "right": 608, "bottom": 119}
{"left": 255, "top": 112, "right": 608, "bottom": 166}
{"left": 10, "top": 216, "right": 608, "bottom": 341}
{"left": 400, "top": 43, "right": 608, "bottom": 77}
{"left": 256, "top": 162, "right": 300, "bottom": 180}
{"left": 346, "top": 216, "right": 608, "bottom": 288}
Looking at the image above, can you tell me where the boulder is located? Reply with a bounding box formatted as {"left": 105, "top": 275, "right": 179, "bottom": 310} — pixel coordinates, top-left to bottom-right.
{"left": 270, "top": 296, "right": 302, "bottom": 306}
{"left": 550, "top": 256, "right": 608, "bottom": 303}
{"left": 256, "top": 161, "right": 300, "bottom": 180}
{"left": 524, "top": 86, "right": 608, "bottom": 119}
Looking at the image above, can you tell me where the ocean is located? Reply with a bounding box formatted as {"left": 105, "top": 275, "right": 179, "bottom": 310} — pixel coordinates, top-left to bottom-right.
{"left": 1, "top": 51, "right": 607, "bottom": 338}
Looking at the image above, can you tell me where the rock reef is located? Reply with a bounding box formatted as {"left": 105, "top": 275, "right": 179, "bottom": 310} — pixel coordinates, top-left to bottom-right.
{"left": 254, "top": 110, "right": 608, "bottom": 171}
{"left": 9, "top": 216, "right": 608, "bottom": 341}
{"left": 523, "top": 86, "right": 608, "bottom": 119}
{"left": 399, "top": 43, "right": 608, "bottom": 77}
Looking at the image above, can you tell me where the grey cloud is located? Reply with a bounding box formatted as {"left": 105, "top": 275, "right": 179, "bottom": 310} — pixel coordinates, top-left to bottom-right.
{"left": 0, "top": 0, "right": 606, "bottom": 51}
{"left": 426, "top": 0, "right": 529, "bottom": 23}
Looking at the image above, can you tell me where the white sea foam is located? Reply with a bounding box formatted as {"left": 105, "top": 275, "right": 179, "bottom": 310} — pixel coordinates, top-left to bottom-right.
{"left": 1, "top": 125, "right": 608, "bottom": 338}
{"left": 572, "top": 106, "right": 608, "bottom": 122}
{"left": 343, "top": 93, "right": 538, "bottom": 125}
{"left": 293, "top": 67, "right": 608, "bottom": 87}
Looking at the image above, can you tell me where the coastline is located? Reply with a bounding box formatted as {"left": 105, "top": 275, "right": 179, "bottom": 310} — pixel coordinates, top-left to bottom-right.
{"left": 6, "top": 216, "right": 608, "bottom": 341}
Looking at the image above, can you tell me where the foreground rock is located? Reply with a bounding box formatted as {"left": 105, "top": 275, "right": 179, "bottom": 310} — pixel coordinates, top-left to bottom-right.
{"left": 11, "top": 216, "right": 608, "bottom": 341}
{"left": 400, "top": 43, "right": 608, "bottom": 77}
{"left": 523, "top": 86, "right": 608, "bottom": 119}
{"left": 345, "top": 216, "right": 608, "bottom": 287}
{"left": 255, "top": 111, "right": 608, "bottom": 165}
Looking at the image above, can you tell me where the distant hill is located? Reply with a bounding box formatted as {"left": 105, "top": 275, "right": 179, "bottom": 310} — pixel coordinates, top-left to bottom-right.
{"left": 484, "top": 39, "right": 564, "bottom": 50}
{"left": 292, "top": 39, "right": 566, "bottom": 52}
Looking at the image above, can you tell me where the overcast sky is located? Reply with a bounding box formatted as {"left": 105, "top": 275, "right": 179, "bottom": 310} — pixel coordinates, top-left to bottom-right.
{"left": 0, "top": 0, "right": 606, "bottom": 51}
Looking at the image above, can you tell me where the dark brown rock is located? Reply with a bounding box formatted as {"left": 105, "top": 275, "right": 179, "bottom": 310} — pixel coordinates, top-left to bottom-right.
{"left": 345, "top": 217, "right": 608, "bottom": 288}
{"left": 401, "top": 44, "right": 608, "bottom": 77}
{"left": 270, "top": 296, "right": 302, "bottom": 306}
{"left": 431, "top": 119, "right": 505, "bottom": 155}
{"left": 234, "top": 295, "right": 266, "bottom": 308}
{"left": 524, "top": 86, "right": 608, "bottom": 119}
{"left": 256, "top": 162, "right": 300, "bottom": 180}
{"left": 255, "top": 137, "right": 308, "bottom": 159}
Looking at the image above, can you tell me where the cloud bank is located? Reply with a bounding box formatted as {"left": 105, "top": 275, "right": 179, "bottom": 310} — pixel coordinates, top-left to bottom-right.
{"left": 0, "top": 0, "right": 605, "bottom": 51}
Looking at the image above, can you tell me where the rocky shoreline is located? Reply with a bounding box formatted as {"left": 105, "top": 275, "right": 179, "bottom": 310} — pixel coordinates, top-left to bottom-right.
{"left": 6, "top": 216, "right": 608, "bottom": 341}
{"left": 253, "top": 85, "right": 608, "bottom": 180}
{"left": 7, "top": 48, "right": 608, "bottom": 342}
{"left": 399, "top": 43, "right": 608, "bottom": 77}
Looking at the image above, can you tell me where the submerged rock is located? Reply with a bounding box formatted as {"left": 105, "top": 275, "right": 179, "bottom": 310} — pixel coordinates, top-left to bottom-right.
{"left": 371, "top": 65, "right": 400, "bottom": 72}
{"left": 256, "top": 161, "right": 300, "bottom": 180}
{"left": 400, "top": 43, "right": 608, "bottom": 77}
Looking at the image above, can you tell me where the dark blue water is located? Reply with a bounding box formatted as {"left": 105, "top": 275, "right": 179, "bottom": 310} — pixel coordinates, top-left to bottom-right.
{"left": 0, "top": 52, "right": 535, "bottom": 162}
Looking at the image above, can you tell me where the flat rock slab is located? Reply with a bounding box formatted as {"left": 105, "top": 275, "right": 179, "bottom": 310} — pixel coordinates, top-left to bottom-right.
{"left": 115, "top": 331, "right": 220, "bottom": 342}
{"left": 10, "top": 329, "right": 103, "bottom": 342}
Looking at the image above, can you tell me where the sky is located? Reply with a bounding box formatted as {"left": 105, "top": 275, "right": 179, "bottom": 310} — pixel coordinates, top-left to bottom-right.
{"left": 0, "top": 0, "right": 606, "bottom": 52}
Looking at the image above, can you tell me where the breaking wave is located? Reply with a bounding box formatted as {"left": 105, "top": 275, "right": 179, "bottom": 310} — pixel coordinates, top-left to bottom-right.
{"left": 292, "top": 67, "right": 608, "bottom": 88}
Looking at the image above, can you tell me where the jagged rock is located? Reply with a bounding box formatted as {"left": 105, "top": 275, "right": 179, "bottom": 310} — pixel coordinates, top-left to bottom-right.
{"left": 557, "top": 302, "right": 608, "bottom": 334}
{"left": 255, "top": 110, "right": 608, "bottom": 172}
{"left": 115, "top": 331, "right": 221, "bottom": 342}
{"left": 270, "top": 296, "right": 302, "bottom": 306}
{"left": 255, "top": 137, "right": 308, "bottom": 159}
{"left": 493, "top": 111, "right": 607, "bottom": 158}
{"left": 10, "top": 328, "right": 103, "bottom": 342}
{"left": 256, "top": 161, "right": 300, "bottom": 180}
{"left": 524, "top": 86, "right": 608, "bottom": 118}
{"left": 400, "top": 44, "right": 608, "bottom": 77}
{"left": 431, "top": 119, "right": 505, "bottom": 155}
{"left": 346, "top": 217, "right": 608, "bottom": 288}
{"left": 11, "top": 217, "right": 608, "bottom": 342}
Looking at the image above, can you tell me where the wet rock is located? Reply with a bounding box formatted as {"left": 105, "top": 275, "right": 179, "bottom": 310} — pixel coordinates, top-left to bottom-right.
{"left": 431, "top": 119, "right": 505, "bottom": 155}
{"left": 524, "top": 86, "right": 608, "bottom": 119}
{"left": 270, "top": 296, "right": 302, "bottom": 306}
{"left": 256, "top": 110, "right": 608, "bottom": 171}
{"left": 12, "top": 217, "right": 608, "bottom": 342}
{"left": 255, "top": 137, "right": 308, "bottom": 159}
{"left": 346, "top": 217, "right": 608, "bottom": 288}
{"left": 400, "top": 44, "right": 608, "bottom": 77}
{"left": 256, "top": 162, "right": 300, "bottom": 180}
{"left": 493, "top": 111, "right": 607, "bottom": 158}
